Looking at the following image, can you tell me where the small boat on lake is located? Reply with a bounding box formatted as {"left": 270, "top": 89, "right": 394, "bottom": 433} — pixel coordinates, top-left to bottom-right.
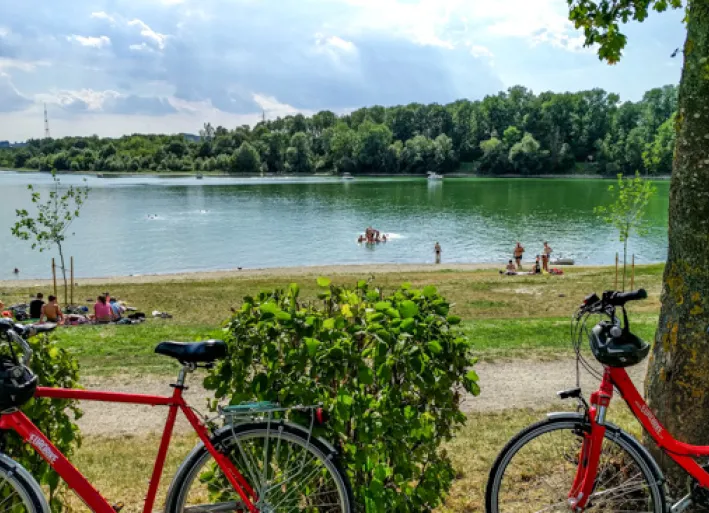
{"left": 196, "top": 173, "right": 203, "bottom": 179}
{"left": 427, "top": 171, "right": 443, "bottom": 180}
{"left": 551, "top": 257, "right": 575, "bottom": 265}
{"left": 342, "top": 172, "right": 354, "bottom": 180}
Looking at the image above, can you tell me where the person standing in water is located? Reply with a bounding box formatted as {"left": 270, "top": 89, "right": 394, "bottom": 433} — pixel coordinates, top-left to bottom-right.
{"left": 434, "top": 242, "right": 442, "bottom": 264}
{"left": 542, "top": 241, "right": 552, "bottom": 272}
{"left": 513, "top": 242, "right": 525, "bottom": 270}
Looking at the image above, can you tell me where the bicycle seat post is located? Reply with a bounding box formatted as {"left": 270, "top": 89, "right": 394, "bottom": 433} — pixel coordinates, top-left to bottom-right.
{"left": 173, "top": 362, "right": 196, "bottom": 390}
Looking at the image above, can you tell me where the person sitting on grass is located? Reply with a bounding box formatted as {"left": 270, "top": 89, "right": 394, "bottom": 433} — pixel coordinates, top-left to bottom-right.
{"left": 500, "top": 260, "right": 518, "bottom": 275}
{"left": 530, "top": 255, "right": 542, "bottom": 275}
{"left": 29, "top": 293, "right": 44, "bottom": 320}
{"left": 109, "top": 298, "right": 124, "bottom": 321}
{"left": 94, "top": 295, "right": 113, "bottom": 323}
{"left": 40, "top": 295, "right": 64, "bottom": 324}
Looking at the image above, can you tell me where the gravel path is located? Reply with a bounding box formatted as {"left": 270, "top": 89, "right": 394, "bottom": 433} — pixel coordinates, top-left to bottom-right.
{"left": 75, "top": 359, "right": 648, "bottom": 437}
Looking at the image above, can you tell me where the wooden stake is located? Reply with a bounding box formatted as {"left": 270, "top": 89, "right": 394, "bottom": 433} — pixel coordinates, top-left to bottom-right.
{"left": 615, "top": 253, "right": 619, "bottom": 290}
{"left": 631, "top": 254, "right": 635, "bottom": 291}
{"left": 70, "top": 257, "right": 74, "bottom": 306}
{"left": 52, "top": 258, "right": 57, "bottom": 297}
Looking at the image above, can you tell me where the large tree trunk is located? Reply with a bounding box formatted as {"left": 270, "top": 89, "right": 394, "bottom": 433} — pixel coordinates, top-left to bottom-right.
{"left": 645, "top": 0, "right": 709, "bottom": 493}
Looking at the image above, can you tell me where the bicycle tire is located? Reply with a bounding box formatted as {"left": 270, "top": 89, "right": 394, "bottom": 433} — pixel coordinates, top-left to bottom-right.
{"left": 0, "top": 453, "right": 50, "bottom": 513}
{"left": 165, "top": 422, "right": 354, "bottom": 512}
{"left": 485, "top": 414, "right": 665, "bottom": 513}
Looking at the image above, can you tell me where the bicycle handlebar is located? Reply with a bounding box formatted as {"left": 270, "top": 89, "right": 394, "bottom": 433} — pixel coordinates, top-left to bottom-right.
{"left": 605, "top": 289, "right": 647, "bottom": 306}
{"left": 0, "top": 319, "right": 57, "bottom": 367}
{"left": 579, "top": 289, "right": 647, "bottom": 316}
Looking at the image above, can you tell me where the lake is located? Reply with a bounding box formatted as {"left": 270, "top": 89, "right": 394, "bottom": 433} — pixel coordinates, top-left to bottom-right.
{"left": 0, "top": 172, "right": 669, "bottom": 280}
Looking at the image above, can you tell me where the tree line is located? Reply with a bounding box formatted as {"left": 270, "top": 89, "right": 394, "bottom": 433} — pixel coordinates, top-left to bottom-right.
{"left": 0, "top": 84, "right": 677, "bottom": 176}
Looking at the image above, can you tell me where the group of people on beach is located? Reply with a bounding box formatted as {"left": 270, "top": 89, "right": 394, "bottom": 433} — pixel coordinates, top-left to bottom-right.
{"left": 1, "top": 293, "right": 64, "bottom": 323}
{"left": 358, "top": 227, "right": 388, "bottom": 244}
{"left": 503, "top": 241, "right": 555, "bottom": 275}
{"left": 0, "top": 291, "right": 129, "bottom": 325}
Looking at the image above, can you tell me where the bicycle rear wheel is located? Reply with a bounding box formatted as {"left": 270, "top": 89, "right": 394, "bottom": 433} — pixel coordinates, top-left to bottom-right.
{"left": 485, "top": 415, "right": 665, "bottom": 513}
{"left": 165, "top": 422, "right": 353, "bottom": 513}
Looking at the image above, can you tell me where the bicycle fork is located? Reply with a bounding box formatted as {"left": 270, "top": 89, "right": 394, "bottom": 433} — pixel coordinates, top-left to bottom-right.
{"left": 567, "top": 369, "right": 614, "bottom": 511}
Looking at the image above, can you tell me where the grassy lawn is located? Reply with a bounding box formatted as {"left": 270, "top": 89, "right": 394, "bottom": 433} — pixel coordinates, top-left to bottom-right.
{"left": 0, "top": 264, "right": 664, "bottom": 511}
{"left": 63, "top": 404, "right": 643, "bottom": 513}
{"left": 0, "top": 264, "right": 664, "bottom": 375}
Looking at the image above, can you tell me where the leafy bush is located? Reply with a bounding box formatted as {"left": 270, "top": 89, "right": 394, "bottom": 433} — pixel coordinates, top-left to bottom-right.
{"left": 3, "top": 334, "right": 81, "bottom": 512}
{"left": 205, "top": 278, "right": 479, "bottom": 512}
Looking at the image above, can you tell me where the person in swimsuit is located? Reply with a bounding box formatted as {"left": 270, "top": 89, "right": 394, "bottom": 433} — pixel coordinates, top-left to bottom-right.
{"left": 94, "top": 295, "right": 113, "bottom": 323}
{"left": 500, "top": 260, "right": 517, "bottom": 275}
{"left": 40, "top": 295, "right": 64, "bottom": 324}
{"left": 513, "top": 242, "right": 525, "bottom": 270}
{"left": 434, "top": 242, "right": 442, "bottom": 264}
{"left": 29, "top": 293, "right": 44, "bottom": 320}
{"left": 542, "top": 241, "right": 552, "bottom": 272}
{"left": 531, "top": 255, "right": 542, "bottom": 275}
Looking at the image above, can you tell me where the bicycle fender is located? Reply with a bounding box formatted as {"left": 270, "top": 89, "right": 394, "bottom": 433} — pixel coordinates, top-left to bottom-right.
{"left": 546, "top": 412, "right": 666, "bottom": 485}
{"left": 0, "top": 452, "right": 51, "bottom": 513}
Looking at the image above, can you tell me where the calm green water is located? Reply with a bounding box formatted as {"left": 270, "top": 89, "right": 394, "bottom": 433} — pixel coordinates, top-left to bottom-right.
{"left": 0, "top": 172, "right": 669, "bottom": 279}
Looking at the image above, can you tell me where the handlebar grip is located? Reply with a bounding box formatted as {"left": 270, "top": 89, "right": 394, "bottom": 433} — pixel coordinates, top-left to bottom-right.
{"left": 609, "top": 289, "right": 647, "bottom": 306}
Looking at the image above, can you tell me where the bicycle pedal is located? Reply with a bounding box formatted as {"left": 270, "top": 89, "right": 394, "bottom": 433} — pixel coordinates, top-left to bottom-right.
{"left": 112, "top": 502, "right": 124, "bottom": 512}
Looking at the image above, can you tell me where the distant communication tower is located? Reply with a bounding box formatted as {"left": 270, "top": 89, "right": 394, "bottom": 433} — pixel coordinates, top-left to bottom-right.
{"left": 43, "top": 103, "right": 51, "bottom": 139}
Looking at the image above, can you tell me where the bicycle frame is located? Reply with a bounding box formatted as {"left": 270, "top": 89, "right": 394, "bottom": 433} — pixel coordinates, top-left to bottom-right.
{"left": 0, "top": 384, "right": 260, "bottom": 513}
{"left": 570, "top": 366, "right": 709, "bottom": 510}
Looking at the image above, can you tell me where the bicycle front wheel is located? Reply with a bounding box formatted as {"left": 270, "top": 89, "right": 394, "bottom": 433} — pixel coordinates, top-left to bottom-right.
{"left": 486, "top": 414, "right": 665, "bottom": 513}
{"left": 165, "top": 422, "right": 353, "bottom": 513}
{"left": 0, "top": 455, "right": 49, "bottom": 513}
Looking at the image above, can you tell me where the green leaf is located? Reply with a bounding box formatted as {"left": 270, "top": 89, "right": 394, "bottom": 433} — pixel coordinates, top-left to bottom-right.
{"left": 317, "top": 277, "right": 332, "bottom": 287}
{"left": 423, "top": 285, "right": 437, "bottom": 298}
{"left": 358, "top": 365, "right": 374, "bottom": 385}
{"left": 447, "top": 315, "right": 462, "bottom": 325}
{"left": 288, "top": 282, "right": 300, "bottom": 297}
{"left": 323, "top": 318, "right": 335, "bottom": 330}
{"left": 276, "top": 311, "right": 292, "bottom": 322}
{"left": 465, "top": 370, "right": 479, "bottom": 382}
{"left": 252, "top": 373, "right": 269, "bottom": 395}
{"left": 398, "top": 300, "right": 419, "bottom": 319}
{"left": 427, "top": 341, "right": 443, "bottom": 354}
{"left": 400, "top": 318, "right": 416, "bottom": 332}
{"left": 305, "top": 338, "right": 321, "bottom": 357}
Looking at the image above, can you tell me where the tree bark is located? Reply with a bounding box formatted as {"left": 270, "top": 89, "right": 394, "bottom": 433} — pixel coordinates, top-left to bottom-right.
{"left": 645, "top": 0, "right": 709, "bottom": 494}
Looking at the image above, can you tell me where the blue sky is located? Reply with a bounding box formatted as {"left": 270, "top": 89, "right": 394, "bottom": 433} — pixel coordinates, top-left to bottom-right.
{"left": 0, "top": 0, "right": 685, "bottom": 140}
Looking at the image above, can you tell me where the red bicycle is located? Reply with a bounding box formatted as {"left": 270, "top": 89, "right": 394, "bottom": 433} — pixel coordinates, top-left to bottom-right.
{"left": 486, "top": 288, "right": 709, "bottom": 513}
{"left": 0, "top": 318, "right": 353, "bottom": 513}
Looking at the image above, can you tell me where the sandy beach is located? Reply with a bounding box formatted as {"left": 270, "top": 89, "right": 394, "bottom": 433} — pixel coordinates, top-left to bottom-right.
{"left": 0, "top": 262, "right": 510, "bottom": 288}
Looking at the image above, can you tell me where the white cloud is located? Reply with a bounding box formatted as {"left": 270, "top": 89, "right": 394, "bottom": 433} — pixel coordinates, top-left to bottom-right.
{"left": 0, "top": 58, "right": 49, "bottom": 73}
{"left": 129, "top": 42, "right": 151, "bottom": 51}
{"left": 337, "top": 0, "right": 590, "bottom": 53}
{"left": 325, "top": 35, "right": 357, "bottom": 53}
{"left": 0, "top": 27, "right": 9, "bottom": 38}
{"left": 469, "top": 44, "right": 493, "bottom": 60}
{"left": 128, "top": 19, "right": 168, "bottom": 50}
{"left": 67, "top": 35, "right": 111, "bottom": 48}
{"left": 90, "top": 12, "right": 115, "bottom": 23}
{"left": 38, "top": 88, "right": 121, "bottom": 111}
{"left": 252, "top": 93, "right": 313, "bottom": 119}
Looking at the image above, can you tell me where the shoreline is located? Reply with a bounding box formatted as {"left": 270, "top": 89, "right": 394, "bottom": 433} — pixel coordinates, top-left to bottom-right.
{"left": 0, "top": 263, "right": 500, "bottom": 287}
{"left": 0, "top": 261, "right": 655, "bottom": 288}
{"left": 0, "top": 169, "right": 672, "bottom": 180}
